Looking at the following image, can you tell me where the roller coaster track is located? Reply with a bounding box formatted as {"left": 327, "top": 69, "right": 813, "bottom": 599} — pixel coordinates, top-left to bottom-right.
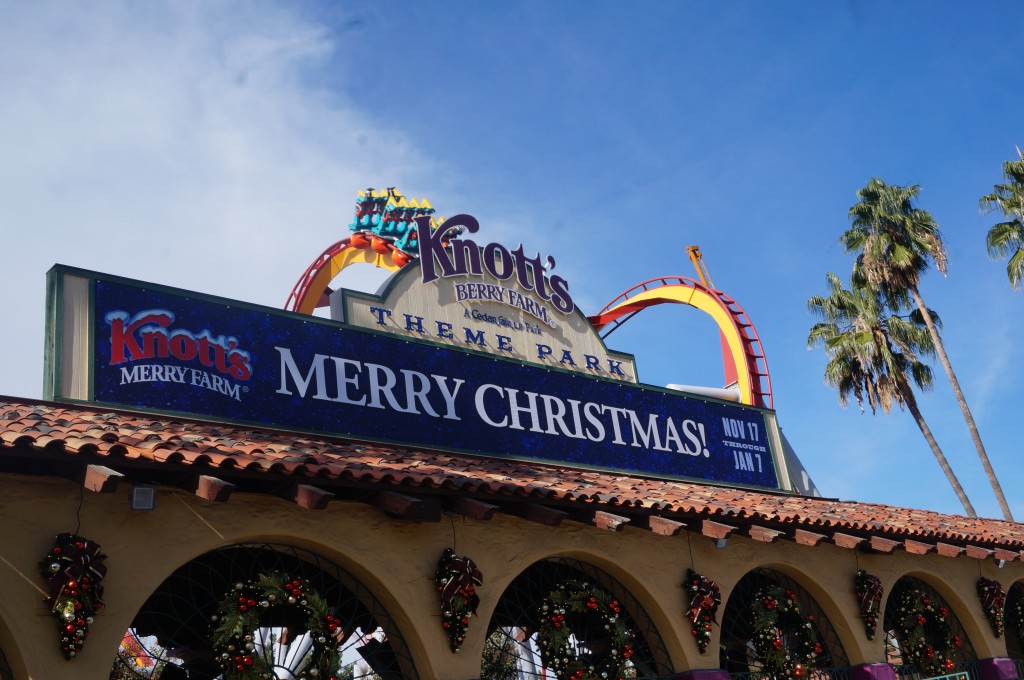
{"left": 284, "top": 237, "right": 403, "bottom": 315}
{"left": 587, "top": 276, "right": 773, "bottom": 409}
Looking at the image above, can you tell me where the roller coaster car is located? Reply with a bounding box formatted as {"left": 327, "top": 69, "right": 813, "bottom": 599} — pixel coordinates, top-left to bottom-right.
{"left": 349, "top": 187, "right": 435, "bottom": 256}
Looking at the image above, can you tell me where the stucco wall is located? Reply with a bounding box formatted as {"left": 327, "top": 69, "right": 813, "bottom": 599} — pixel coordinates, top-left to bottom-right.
{"left": 0, "top": 474, "right": 1019, "bottom": 679}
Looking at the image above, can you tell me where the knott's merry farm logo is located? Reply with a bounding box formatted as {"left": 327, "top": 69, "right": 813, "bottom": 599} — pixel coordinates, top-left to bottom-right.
{"left": 339, "top": 197, "right": 637, "bottom": 382}
{"left": 105, "top": 310, "right": 253, "bottom": 401}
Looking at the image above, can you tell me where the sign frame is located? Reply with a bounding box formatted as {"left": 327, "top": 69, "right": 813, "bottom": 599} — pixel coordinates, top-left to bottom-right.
{"left": 44, "top": 264, "right": 787, "bottom": 492}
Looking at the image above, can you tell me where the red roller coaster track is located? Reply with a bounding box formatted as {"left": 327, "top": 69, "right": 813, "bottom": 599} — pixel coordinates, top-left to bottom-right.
{"left": 587, "top": 276, "right": 773, "bottom": 409}
{"left": 285, "top": 237, "right": 351, "bottom": 312}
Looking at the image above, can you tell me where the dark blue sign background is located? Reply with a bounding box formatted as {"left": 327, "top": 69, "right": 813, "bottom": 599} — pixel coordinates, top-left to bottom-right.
{"left": 92, "top": 278, "right": 779, "bottom": 489}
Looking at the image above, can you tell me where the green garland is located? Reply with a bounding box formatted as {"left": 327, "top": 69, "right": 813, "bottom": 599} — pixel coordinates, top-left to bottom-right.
{"left": 748, "top": 586, "right": 823, "bottom": 678}
{"left": 209, "top": 573, "right": 342, "bottom": 680}
{"left": 977, "top": 577, "right": 1005, "bottom": 638}
{"left": 536, "top": 580, "right": 634, "bottom": 680}
{"left": 891, "top": 588, "right": 962, "bottom": 677}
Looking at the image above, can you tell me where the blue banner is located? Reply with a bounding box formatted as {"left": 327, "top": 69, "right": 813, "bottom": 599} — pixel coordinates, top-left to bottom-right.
{"left": 89, "top": 276, "right": 780, "bottom": 489}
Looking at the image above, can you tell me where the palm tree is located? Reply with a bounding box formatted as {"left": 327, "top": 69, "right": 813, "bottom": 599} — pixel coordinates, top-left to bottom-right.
{"left": 808, "top": 272, "right": 976, "bottom": 517}
{"left": 841, "top": 178, "right": 1012, "bottom": 521}
{"left": 980, "top": 148, "right": 1024, "bottom": 289}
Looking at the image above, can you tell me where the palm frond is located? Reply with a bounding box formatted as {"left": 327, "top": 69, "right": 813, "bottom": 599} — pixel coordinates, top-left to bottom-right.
{"left": 806, "top": 270, "right": 933, "bottom": 418}
{"left": 981, "top": 151, "right": 1024, "bottom": 290}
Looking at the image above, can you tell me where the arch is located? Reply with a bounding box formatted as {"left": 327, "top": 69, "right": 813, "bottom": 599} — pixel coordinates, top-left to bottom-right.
{"left": 481, "top": 557, "right": 674, "bottom": 679}
{"left": 883, "top": 575, "right": 976, "bottom": 676}
{"left": 719, "top": 567, "right": 850, "bottom": 675}
{"left": 109, "top": 542, "right": 419, "bottom": 679}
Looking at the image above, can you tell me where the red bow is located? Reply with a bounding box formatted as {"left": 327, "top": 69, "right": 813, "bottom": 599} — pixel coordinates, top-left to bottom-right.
{"left": 439, "top": 553, "right": 482, "bottom": 613}
{"left": 686, "top": 573, "right": 721, "bottom": 624}
{"left": 857, "top": 572, "right": 883, "bottom": 613}
{"left": 44, "top": 534, "right": 107, "bottom": 608}
{"left": 978, "top": 577, "right": 1005, "bottom": 611}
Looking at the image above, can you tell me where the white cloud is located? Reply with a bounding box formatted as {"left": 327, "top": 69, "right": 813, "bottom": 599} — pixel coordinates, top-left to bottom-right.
{"left": 0, "top": 1, "right": 449, "bottom": 398}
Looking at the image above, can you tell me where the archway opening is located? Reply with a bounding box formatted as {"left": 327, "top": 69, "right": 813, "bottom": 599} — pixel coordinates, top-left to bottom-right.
{"left": 1006, "top": 582, "right": 1024, "bottom": 661}
{"left": 883, "top": 576, "right": 975, "bottom": 678}
{"left": 719, "top": 568, "right": 848, "bottom": 677}
{"left": 109, "top": 543, "right": 418, "bottom": 679}
{"left": 481, "top": 557, "right": 673, "bottom": 679}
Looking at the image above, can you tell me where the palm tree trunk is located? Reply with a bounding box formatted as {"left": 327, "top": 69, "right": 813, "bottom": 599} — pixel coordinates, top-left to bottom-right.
{"left": 909, "top": 286, "right": 1014, "bottom": 521}
{"left": 899, "top": 383, "right": 977, "bottom": 517}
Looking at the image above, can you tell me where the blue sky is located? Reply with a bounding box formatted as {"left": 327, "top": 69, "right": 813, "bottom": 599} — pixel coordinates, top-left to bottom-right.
{"left": 2, "top": 1, "right": 1023, "bottom": 519}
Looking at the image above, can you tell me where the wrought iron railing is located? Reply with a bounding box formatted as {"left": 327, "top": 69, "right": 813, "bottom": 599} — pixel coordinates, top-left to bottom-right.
{"left": 891, "top": 663, "right": 978, "bottom": 680}
{"left": 722, "top": 660, "right": 986, "bottom": 680}
{"left": 727, "top": 667, "right": 852, "bottom": 680}
{"left": 952, "top": 660, "right": 981, "bottom": 680}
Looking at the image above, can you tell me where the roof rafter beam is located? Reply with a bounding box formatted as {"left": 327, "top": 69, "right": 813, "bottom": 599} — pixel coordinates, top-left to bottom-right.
{"left": 647, "top": 516, "right": 686, "bottom": 536}
{"left": 793, "top": 529, "right": 827, "bottom": 547}
{"left": 936, "top": 543, "right": 965, "bottom": 558}
{"left": 749, "top": 524, "right": 784, "bottom": 543}
{"left": 443, "top": 497, "right": 497, "bottom": 521}
{"left": 903, "top": 539, "right": 935, "bottom": 555}
{"left": 80, "top": 464, "right": 124, "bottom": 493}
{"left": 592, "top": 511, "right": 630, "bottom": 532}
{"left": 275, "top": 483, "right": 334, "bottom": 510}
{"left": 869, "top": 536, "right": 901, "bottom": 554}
{"left": 966, "top": 545, "right": 994, "bottom": 560}
{"left": 831, "top": 533, "right": 866, "bottom": 550}
{"left": 701, "top": 519, "right": 737, "bottom": 540}
{"left": 509, "top": 503, "right": 568, "bottom": 527}
{"left": 372, "top": 491, "right": 441, "bottom": 521}
{"left": 192, "top": 475, "right": 236, "bottom": 503}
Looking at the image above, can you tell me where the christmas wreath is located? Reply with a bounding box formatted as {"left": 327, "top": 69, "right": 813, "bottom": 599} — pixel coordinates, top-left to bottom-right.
{"left": 976, "top": 577, "right": 1005, "bottom": 638}
{"left": 684, "top": 568, "right": 720, "bottom": 653}
{"left": 891, "top": 588, "right": 962, "bottom": 677}
{"left": 39, "top": 533, "right": 107, "bottom": 659}
{"left": 209, "top": 573, "right": 342, "bottom": 679}
{"left": 536, "top": 580, "right": 634, "bottom": 680}
{"left": 748, "top": 585, "right": 823, "bottom": 678}
{"left": 855, "top": 570, "right": 884, "bottom": 640}
{"left": 433, "top": 547, "right": 483, "bottom": 652}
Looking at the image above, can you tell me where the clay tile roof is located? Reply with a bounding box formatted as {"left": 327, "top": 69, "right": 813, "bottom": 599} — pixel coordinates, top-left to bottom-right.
{"left": 1, "top": 396, "right": 1023, "bottom": 553}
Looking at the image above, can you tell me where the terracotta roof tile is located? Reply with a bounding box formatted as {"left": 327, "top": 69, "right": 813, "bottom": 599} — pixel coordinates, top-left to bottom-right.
{"left": 2, "top": 397, "right": 1023, "bottom": 551}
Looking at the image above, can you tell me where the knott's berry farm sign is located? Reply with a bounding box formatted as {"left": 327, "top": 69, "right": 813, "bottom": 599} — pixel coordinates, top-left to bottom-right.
{"left": 335, "top": 212, "right": 638, "bottom": 384}
{"left": 43, "top": 212, "right": 784, "bottom": 490}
